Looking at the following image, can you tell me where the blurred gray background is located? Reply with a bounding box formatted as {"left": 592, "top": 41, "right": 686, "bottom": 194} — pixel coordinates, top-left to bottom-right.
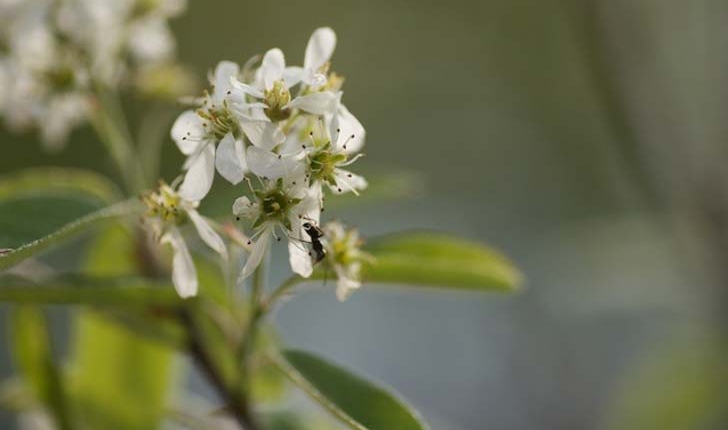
{"left": 3, "top": 0, "right": 728, "bottom": 429}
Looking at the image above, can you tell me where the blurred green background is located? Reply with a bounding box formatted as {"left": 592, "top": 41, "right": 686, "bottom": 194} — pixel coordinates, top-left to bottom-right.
{"left": 3, "top": 0, "right": 728, "bottom": 428}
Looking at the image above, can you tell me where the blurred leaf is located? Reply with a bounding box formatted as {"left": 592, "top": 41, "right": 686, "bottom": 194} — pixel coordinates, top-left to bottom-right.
{"left": 0, "top": 275, "right": 181, "bottom": 306}
{"left": 0, "top": 200, "right": 138, "bottom": 271}
{"left": 323, "top": 170, "right": 423, "bottom": 211}
{"left": 0, "top": 167, "right": 121, "bottom": 204}
{"left": 308, "top": 231, "right": 521, "bottom": 292}
{"left": 67, "top": 224, "right": 175, "bottom": 430}
{"left": 250, "top": 329, "right": 287, "bottom": 404}
{"left": 69, "top": 312, "right": 175, "bottom": 430}
{"left": 0, "top": 377, "right": 34, "bottom": 412}
{"left": 605, "top": 334, "right": 728, "bottom": 430}
{"left": 271, "top": 349, "right": 429, "bottom": 430}
{"left": 10, "top": 306, "right": 72, "bottom": 430}
{"left": 260, "top": 410, "right": 339, "bottom": 430}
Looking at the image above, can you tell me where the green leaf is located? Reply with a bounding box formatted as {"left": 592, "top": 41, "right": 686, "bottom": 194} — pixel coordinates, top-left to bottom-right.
{"left": 0, "top": 167, "right": 121, "bottom": 204}
{"left": 67, "top": 224, "right": 176, "bottom": 430}
{"left": 10, "top": 306, "right": 72, "bottom": 430}
{"left": 0, "top": 200, "right": 138, "bottom": 271}
{"left": 323, "top": 170, "right": 423, "bottom": 211}
{"left": 0, "top": 167, "right": 133, "bottom": 271}
{"left": 301, "top": 231, "right": 522, "bottom": 294}
{"left": 0, "top": 275, "right": 181, "bottom": 306}
{"left": 360, "top": 232, "right": 522, "bottom": 291}
{"left": 69, "top": 311, "right": 175, "bottom": 430}
{"left": 271, "top": 349, "right": 429, "bottom": 430}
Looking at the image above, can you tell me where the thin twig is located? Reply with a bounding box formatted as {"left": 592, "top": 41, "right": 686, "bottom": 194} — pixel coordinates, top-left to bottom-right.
{"left": 180, "top": 310, "right": 260, "bottom": 430}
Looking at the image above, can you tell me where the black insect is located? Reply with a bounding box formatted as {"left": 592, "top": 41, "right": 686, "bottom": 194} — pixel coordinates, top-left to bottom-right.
{"left": 302, "top": 221, "right": 326, "bottom": 263}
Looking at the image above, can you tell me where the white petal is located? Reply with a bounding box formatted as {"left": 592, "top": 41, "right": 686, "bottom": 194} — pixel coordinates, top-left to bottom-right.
{"left": 334, "top": 104, "right": 365, "bottom": 154}
{"left": 179, "top": 143, "right": 215, "bottom": 201}
{"left": 246, "top": 146, "right": 303, "bottom": 180}
{"left": 239, "top": 227, "right": 272, "bottom": 281}
{"left": 287, "top": 186, "right": 322, "bottom": 278}
{"left": 240, "top": 120, "right": 284, "bottom": 150}
{"left": 283, "top": 66, "right": 303, "bottom": 87}
{"left": 215, "top": 133, "right": 247, "bottom": 184}
{"left": 171, "top": 110, "right": 206, "bottom": 155}
{"left": 304, "top": 27, "right": 336, "bottom": 71}
{"left": 303, "top": 69, "right": 328, "bottom": 87}
{"left": 188, "top": 209, "right": 227, "bottom": 257}
{"left": 330, "top": 169, "right": 368, "bottom": 194}
{"left": 335, "top": 269, "right": 361, "bottom": 301}
{"left": 287, "top": 91, "right": 339, "bottom": 115}
{"left": 230, "top": 77, "right": 264, "bottom": 99}
{"left": 213, "top": 61, "right": 240, "bottom": 102}
{"left": 260, "top": 48, "right": 285, "bottom": 89}
{"left": 232, "top": 196, "right": 258, "bottom": 218}
{"left": 161, "top": 228, "right": 198, "bottom": 298}
{"left": 288, "top": 235, "right": 313, "bottom": 278}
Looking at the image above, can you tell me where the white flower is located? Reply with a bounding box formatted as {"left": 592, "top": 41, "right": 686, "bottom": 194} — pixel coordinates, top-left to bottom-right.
{"left": 170, "top": 61, "right": 247, "bottom": 201}
{"left": 142, "top": 182, "right": 226, "bottom": 298}
{"left": 280, "top": 103, "right": 367, "bottom": 197}
{"left": 229, "top": 48, "right": 340, "bottom": 149}
{"left": 321, "top": 221, "right": 372, "bottom": 301}
{"left": 57, "top": 0, "right": 186, "bottom": 83}
{"left": 127, "top": 0, "right": 186, "bottom": 64}
{"left": 301, "top": 27, "right": 337, "bottom": 87}
{"left": 232, "top": 174, "right": 319, "bottom": 281}
{"left": 38, "top": 91, "right": 91, "bottom": 152}
{"left": 0, "top": 13, "right": 92, "bottom": 150}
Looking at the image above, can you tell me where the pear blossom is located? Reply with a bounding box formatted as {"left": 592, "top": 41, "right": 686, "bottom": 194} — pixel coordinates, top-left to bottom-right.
{"left": 304, "top": 105, "right": 367, "bottom": 195}
{"left": 171, "top": 61, "right": 247, "bottom": 201}
{"left": 57, "top": 0, "right": 186, "bottom": 83}
{"left": 300, "top": 27, "right": 338, "bottom": 88}
{"left": 229, "top": 48, "right": 340, "bottom": 150}
{"left": 232, "top": 174, "right": 320, "bottom": 280}
{"left": 142, "top": 182, "right": 226, "bottom": 298}
{"left": 321, "top": 221, "right": 373, "bottom": 301}
{"left": 0, "top": 17, "right": 92, "bottom": 150}
{"left": 0, "top": 0, "right": 187, "bottom": 149}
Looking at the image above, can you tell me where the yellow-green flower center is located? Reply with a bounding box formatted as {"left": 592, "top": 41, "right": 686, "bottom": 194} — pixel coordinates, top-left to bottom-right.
{"left": 309, "top": 142, "right": 347, "bottom": 186}
{"left": 197, "top": 105, "right": 240, "bottom": 140}
{"left": 253, "top": 180, "right": 301, "bottom": 231}
{"left": 263, "top": 80, "right": 291, "bottom": 122}
{"left": 142, "top": 184, "right": 186, "bottom": 225}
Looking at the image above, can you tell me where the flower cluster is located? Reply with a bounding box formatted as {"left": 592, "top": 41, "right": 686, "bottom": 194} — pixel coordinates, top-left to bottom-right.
{"left": 154, "top": 27, "right": 369, "bottom": 300}
{"left": 0, "top": 0, "right": 186, "bottom": 149}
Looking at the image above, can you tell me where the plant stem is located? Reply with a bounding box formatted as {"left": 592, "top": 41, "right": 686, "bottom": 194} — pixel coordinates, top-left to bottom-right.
{"left": 90, "top": 87, "right": 146, "bottom": 193}
{"left": 261, "top": 275, "right": 303, "bottom": 312}
{"left": 239, "top": 261, "right": 267, "bottom": 392}
{"left": 181, "top": 309, "right": 260, "bottom": 430}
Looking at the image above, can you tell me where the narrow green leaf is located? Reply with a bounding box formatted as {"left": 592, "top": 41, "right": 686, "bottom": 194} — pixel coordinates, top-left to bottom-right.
{"left": 0, "top": 275, "right": 181, "bottom": 306}
{"left": 10, "top": 306, "right": 72, "bottom": 430}
{"left": 67, "top": 224, "right": 176, "bottom": 430}
{"left": 0, "top": 200, "right": 138, "bottom": 271}
{"left": 360, "top": 232, "right": 522, "bottom": 291}
{"left": 0, "top": 167, "right": 121, "bottom": 204}
{"left": 271, "top": 349, "right": 429, "bottom": 430}
{"left": 323, "top": 170, "right": 423, "bottom": 211}
{"left": 69, "top": 312, "right": 175, "bottom": 430}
